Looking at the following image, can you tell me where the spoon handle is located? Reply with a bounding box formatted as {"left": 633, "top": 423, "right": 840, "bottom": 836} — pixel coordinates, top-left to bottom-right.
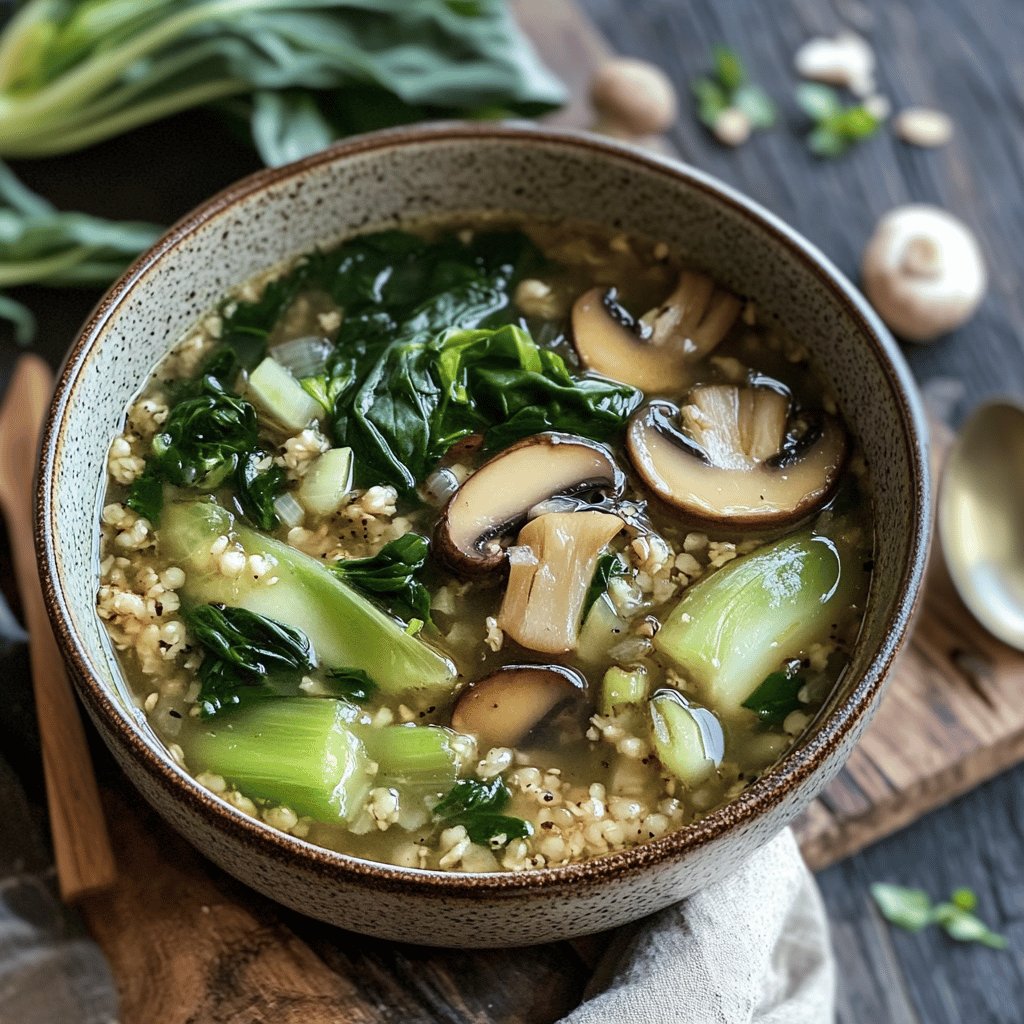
{"left": 2, "top": 355, "right": 116, "bottom": 902}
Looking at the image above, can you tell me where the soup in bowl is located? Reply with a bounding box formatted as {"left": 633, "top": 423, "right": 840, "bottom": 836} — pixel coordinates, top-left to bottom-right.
{"left": 39, "top": 124, "right": 929, "bottom": 945}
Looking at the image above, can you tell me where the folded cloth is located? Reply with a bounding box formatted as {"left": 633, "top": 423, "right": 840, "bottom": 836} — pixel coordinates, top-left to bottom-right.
{"left": 0, "top": 755, "right": 118, "bottom": 1024}
{"left": 559, "top": 829, "right": 834, "bottom": 1024}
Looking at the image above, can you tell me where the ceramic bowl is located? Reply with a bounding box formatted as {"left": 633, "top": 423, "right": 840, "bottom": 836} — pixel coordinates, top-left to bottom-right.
{"left": 37, "top": 123, "right": 930, "bottom": 947}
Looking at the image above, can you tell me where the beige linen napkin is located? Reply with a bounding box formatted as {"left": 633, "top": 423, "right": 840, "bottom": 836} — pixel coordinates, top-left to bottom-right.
{"left": 559, "top": 829, "right": 834, "bottom": 1024}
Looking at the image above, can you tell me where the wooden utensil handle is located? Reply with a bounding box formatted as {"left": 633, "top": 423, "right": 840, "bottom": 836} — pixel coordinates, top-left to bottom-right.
{"left": 4, "top": 355, "right": 116, "bottom": 902}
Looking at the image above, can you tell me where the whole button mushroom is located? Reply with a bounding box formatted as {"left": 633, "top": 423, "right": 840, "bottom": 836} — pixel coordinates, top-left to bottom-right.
{"left": 590, "top": 57, "right": 678, "bottom": 140}
{"left": 861, "top": 205, "right": 986, "bottom": 342}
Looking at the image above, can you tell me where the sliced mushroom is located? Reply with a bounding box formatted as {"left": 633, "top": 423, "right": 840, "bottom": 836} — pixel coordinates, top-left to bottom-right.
{"left": 571, "top": 272, "right": 742, "bottom": 393}
{"left": 451, "top": 664, "right": 587, "bottom": 750}
{"left": 498, "top": 511, "right": 625, "bottom": 654}
{"left": 626, "top": 384, "right": 846, "bottom": 528}
{"left": 434, "top": 433, "right": 624, "bottom": 577}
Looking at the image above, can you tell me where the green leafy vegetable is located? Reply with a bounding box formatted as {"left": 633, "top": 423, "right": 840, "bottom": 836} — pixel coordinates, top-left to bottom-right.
{"left": 330, "top": 533, "right": 433, "bottom": 625}
{"left": 184, "top": 603, "right": 315, "bottom": 717}
{"left": 870, "top": 884, "right": 934, "bottom": 932}
{"left": 124, "top": 472, "right": 164, "bottom": 523}
{"left": 871, "top": 884, "right": 1008, "bottom": 950}
{"left": 433, "top": 777, "right": 533, "bottom": 846}
{"left": 0, "top": 0, "right": 565, "bottom": 164}
{"left": 692, "top": 45, "right": 776, "bottom": 132}
{"left": 131, "top": 374, "right": 260, "bottom": 522}
{"left": 234, "top": 450, "right": 286, "bottom": 531}
{"left": 741, "top": 665, "right": 805, "bottom": 726}
{"left": 335, "top": 322, "right": 641, "bottom": 492}
{"left": 324, "top": 667, "right": 378, "bottom": 705}
{"left": 0, "top": 160, "right": 161, "bottom": 342}
{"left": 796, "top": 83, "right": 880, "bottom": 157}
{"left": 583, "top": 552, "right": 627, "bottom": 619}
{"left": 162, "top": 500, "right": 458, "bottom": 695}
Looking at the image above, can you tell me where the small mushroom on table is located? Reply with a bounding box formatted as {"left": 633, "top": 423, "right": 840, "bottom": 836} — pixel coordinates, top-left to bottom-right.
{"left": 451, "top": 664, "right": 587, "bottom": 751}
{"left": 862, "top": 204, "right": 986, "bottom": 342}
{"left": 571, "top": 272, "right": 742, "bottom": 393}
{"left": 626, "top": 383, "right": 846, "bottom": 529}
{"left": 434, "top": 432, "right": 624, "bottom": 577}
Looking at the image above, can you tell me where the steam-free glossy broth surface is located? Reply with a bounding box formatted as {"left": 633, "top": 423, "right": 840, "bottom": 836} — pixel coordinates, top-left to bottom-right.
{"left": 97, "top": 217, "right": 871, "bottom": 872}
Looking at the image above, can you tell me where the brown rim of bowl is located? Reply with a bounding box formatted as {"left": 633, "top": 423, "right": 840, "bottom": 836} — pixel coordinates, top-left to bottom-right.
{"left": 36, "top": 122, "right": 931, "bottom": 895}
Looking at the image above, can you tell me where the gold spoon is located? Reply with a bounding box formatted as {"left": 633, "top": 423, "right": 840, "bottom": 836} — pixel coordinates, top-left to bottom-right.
{"left": 939, "top": 400, "right": 1024, "bottom": 651}
{"left": 0, "top": 354, "right": 116, "bottom": 901}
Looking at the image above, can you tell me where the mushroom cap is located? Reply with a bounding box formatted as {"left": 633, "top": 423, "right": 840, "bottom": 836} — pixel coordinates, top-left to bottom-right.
{"left": 626, "top": 390, "right": 847, "bottom": 529}
{"left": 451, "top": 664, "right": 587, "bottom": 750}
{"left": 862, "top": 204, "right": 986, "bottom": 342}
{"left": 590, "top": 58, "right": 678, "bottom": 136}
{"left": 571, "top": 276, "right": 741, "bottom": 394}
{"left": 434, "top": 432, "right": 625, "bottom": 577}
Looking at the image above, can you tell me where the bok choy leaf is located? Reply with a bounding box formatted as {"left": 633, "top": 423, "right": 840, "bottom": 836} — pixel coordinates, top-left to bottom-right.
{"left": 0, "top": 0, "right": 565, "bottom": 164}
{"left": 0, "top": 161, "right": 161, "bottom": 342}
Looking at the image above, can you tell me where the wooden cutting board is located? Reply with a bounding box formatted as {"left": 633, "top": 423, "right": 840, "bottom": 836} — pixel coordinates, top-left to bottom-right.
{"left": 66, "top": 2, "right": 1024, "bottom": 1020}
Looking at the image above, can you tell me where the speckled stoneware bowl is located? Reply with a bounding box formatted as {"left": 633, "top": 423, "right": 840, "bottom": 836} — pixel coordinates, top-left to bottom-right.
{"left": 38, "top": 123, "right": 930, "bottom": 947}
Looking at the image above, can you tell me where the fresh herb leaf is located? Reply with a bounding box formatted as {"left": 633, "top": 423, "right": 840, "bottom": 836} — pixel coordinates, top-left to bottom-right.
{"left": 932, "top": 903, "right": 1008, "bottom": 949}
{"left": 870, "top": 883, "right": 934, "bottom": 932}
{"left": 235, "top": 450, "right": 286, "bottom": 531}
{"left": 951, "top": 887, "right": 978, "bottom": 912}
{"left": 184, "top": 604, "right": 315, "bottom": 717}
{"left": 0, "top": 160, "right": 160, "bottom": 343}
{"left": 713, "top": 45, "right": 746, "bottom": 93}
{"left": 795, "top": 83, "right": 842, "bottom": 122}
{"left": 324, "top": 667, "right": 378, "bottom": 705}
{"left": 871, "top": 884, "right": 1008, "bottom": 949}
{"left": 692, "top": 46, "right": 775, "bottom": 133}
{"left": 583, "top": 552, "right": 628, "bottom": 618}
{"left": 0, "top": 1, "right": 565, "bottom": 164}
{"left": 433, "top": 777, "right": 533, "bottom": 846}
{"left": 331, "top": 533, "right": 434, "bottom": 625}
{"left": 797, "top": 83, "right": 880, "bottom": 157}
{"left": 733, "top": 84, "right": 777, "bottom": 129}
{"left": 741, "top": 666, "right": 805, "bottom": 726}
{"left": 691, "top": 78, "right": 729, "bottom": 128}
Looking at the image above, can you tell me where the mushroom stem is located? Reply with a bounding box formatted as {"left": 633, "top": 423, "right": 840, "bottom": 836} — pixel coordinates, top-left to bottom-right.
{"left": 498, "top": 511, "right": 625, "bottom": 655}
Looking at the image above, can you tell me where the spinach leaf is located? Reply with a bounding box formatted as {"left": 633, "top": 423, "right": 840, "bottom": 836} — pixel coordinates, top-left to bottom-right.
{"left": 124, "top": 471, "right": 163, "bottom": 524}
{"left": 324, "top": 667, "right": 378, "bottom": 705}
{"left": 331, "top": 533, "right": 433, "bottom": 624}
{"left": 461, "top": 813, "right": 534, "bottom": 846}
{"left": 335, "top": 323, "right": 641, "bottom": 492}
{"left": 184, "top": 604, "right": 315, "bottom": 718}
{"left": 583, "top": 553, "right": 628, "bottom": 619}
{"left": 234, "top": 450, "right": 286, "bottom": 532}
{"left": 434, "top": 777, "right": 510, "bottom": 819}
{"left": 433, "top": 777, "right": 533, "bottom": 847}
{"left": 131, "top": 374, "right": 260, "bottom": 520}
{"left": 741, "top": 666, "right": 805, "bottom": 726}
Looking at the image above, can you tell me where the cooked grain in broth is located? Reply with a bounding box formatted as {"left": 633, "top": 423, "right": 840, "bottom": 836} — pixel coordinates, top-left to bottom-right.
{"left": 97, "top": 217, "right": 872, "bottom": 872}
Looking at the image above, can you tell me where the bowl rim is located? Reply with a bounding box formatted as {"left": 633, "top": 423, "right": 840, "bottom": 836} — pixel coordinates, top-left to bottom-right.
{"left": 36, "top": 121, "right": 931, "bottom": 894}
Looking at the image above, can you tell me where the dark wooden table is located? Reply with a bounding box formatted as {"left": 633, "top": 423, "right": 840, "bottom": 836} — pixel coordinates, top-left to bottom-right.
{"left": 3, "top": 1, "right": 1024, "bottom": 1022}
{"left": 575, "top": 1, "right": 1024, "bottom": 1022}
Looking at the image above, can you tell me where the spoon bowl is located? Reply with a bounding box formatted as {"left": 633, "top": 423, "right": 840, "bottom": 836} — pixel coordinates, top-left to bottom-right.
{"left": 939, "top": 400, "right": 1024, "bottom": 651}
